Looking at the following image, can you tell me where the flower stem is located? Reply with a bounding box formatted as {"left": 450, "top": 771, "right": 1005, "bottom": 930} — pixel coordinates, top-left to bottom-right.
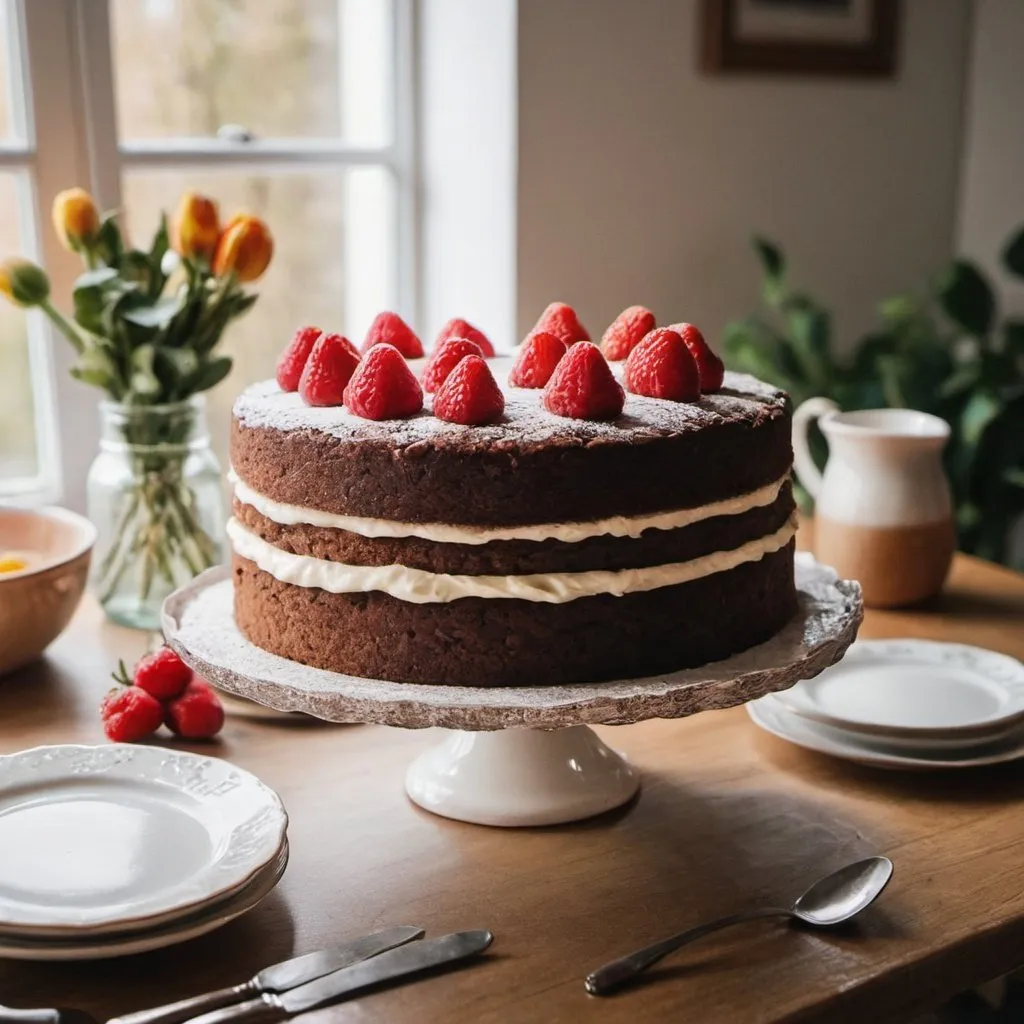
{"left": 39, "top": 299, "right": 87, "bottom": 354}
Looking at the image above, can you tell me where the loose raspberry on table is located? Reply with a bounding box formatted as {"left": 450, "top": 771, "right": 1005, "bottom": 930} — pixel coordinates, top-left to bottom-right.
{"left": 164, "top": 679, "right": 225, "bottom": 739}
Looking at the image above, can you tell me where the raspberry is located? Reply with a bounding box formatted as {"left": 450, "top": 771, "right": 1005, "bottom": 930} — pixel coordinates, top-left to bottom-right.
{"left": 131, "top": 646, "right": 192, "bottom": 700}
{"left": 433, "top": 355, "right": 505, "bottom": 425}
{"left": 361, "top": 311, "right": 423, "bottom": 358}
{"left": 275, "top": 326, "right": 322, "bottom": 391}
{"left": 434, "top": 317, "right": 495, "bottom": 358}
{"left": 298, "top": 332, "right": 361, "bottom": 407}
{"left": 543, "top": 342, "right": 624, "bottom": 420}
{"left": 624, "top": 328, "right": 700, "bottom": 401}
{"left": 668, "top": 322, "right": 724, "bottom": 392}
{"left": 529, "top": 302, "right": 589, "bottom": 346}
{"left": 600, "top": 305, "right": 656, "bottom": 361}
{"left": 343, "top": 344, "right": 424, "bottom": 420}
{"left": 508, "top": 331, "right": 566, "bottom": 389}
{"left": 164, "top": 679, "right": 225, "bottom": 739}
{"left": 421, "top": 337, "right": 483, "bottom": 394}
{"left": 101, "top": 686, "right": 164, "bottom": 743}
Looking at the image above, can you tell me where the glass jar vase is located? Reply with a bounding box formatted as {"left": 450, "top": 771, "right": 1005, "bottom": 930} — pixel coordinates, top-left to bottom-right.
{"left": 87, "top": 397, "right": 224, "bottom": 630}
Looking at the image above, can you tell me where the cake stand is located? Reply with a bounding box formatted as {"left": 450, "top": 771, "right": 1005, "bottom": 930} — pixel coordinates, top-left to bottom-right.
{"left": 163, "top": 553, "right": 861, "bottom": 827}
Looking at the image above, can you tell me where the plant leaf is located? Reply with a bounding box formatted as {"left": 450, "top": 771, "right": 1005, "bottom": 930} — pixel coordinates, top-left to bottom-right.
{"left": 122, "top": 295, "right": 184, "bottom": 331}
{"left": 1002, "top": 227, "right": 1024, "bottom": 279}
{"left": 936, "top": 259, "right": 995, "bottom": 337}
{"left": 960, "top": 390, "right": 1002, "bottom": 446}
{"left": 96, "top": 211, "right": 124, "bottom": 268}
{"left": 129, "top": 342, "right": 161, "bottom": 398}
{"left": 752, "top": 236, "right": 784, "bottom": 307}
{"left": 190, "top": 355, "right": 233, "bottom": 393}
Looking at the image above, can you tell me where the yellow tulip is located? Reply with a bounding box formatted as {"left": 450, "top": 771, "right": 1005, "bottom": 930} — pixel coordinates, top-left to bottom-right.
{"left": 51, "top": 187, "right": 100, "bottom": 253}
{"left": 212, "top": 214, "right": 273, "bottom": 283}
{"left": 172, "top": 192, "right": 220, "bottom": 261}
{"left": 0, "top": 257, "right": 50, "bottom": 307}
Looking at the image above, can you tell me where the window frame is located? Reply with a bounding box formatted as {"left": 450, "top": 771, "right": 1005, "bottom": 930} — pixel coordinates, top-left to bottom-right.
{"left": 8, "top": 0, "right": 418, "bottom": 510}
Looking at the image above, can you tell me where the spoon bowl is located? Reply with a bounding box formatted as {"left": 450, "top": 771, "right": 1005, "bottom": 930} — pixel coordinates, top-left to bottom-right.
{"left": 793, "top": 856, "right": 894, "bottom": 927}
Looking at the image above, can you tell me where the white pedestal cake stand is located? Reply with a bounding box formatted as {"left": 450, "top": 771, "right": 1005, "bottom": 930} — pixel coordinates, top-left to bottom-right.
{"left": 163, "top": 553, "right": 861, "bottom": 828}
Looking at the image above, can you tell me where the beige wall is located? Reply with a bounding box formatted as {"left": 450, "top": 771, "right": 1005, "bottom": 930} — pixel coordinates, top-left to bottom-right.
{"left": 956, "top": 0, "right": 1024, "bottom": 318}
{"left": 517, "top": 0, "right": 972, "bottom": 352}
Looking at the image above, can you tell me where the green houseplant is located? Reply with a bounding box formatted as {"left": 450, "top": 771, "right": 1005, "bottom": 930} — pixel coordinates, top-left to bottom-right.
{"left": 723, "top": 233, "right": 1024, "bottom": 566}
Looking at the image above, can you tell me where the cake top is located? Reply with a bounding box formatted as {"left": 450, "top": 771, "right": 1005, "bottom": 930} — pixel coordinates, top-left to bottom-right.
{"left": 234, "top": 356, "right": 787, "bottom": 452}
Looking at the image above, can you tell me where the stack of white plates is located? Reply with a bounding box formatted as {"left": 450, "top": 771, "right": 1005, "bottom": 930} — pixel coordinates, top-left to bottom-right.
{"left": 749, "top": 639, "right": 1024, "bottom": 770}
{"left": 0, "top": 744, "right": 288, "bottom": 960}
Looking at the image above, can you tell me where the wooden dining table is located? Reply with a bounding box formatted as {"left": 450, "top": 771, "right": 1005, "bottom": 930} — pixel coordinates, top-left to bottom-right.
{"left": 2, "top": 548, "right": 1024, "bottom": 1023}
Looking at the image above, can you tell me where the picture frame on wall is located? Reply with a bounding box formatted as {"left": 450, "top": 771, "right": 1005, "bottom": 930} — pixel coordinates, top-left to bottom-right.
{"left": 702, "top": 0, "right": 900, "bottom": 77}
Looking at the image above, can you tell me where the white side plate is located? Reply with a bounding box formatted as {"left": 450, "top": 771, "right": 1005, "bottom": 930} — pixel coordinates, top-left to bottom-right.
{"left": 748, "top": 696, "right": 1024, "bottom": 771}
{"left": 0, "top": 840, "right": 288, "bottom": 960}
{"left": 0, "top": 745, "right": 287, "bottom": 933}
{"left": 771, "top": 640, "right": 1024, "bottom": 738}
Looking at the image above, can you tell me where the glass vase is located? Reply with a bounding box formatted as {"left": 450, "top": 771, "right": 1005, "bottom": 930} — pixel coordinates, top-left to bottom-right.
{"left": 87, "top": 397, "right": 224, "bottom": 630}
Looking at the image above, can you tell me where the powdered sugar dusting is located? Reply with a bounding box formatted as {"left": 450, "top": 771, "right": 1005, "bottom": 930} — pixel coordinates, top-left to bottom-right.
{"left": 233, "top": 356, "right": 786, "bottom": 449}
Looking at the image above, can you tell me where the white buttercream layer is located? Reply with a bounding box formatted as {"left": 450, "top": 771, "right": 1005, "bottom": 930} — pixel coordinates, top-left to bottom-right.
{"left": 231, "top": 472, "right": 790, "bottom": 545}
{"left": 227, "top": 515, "right": 798, "bottom": 604}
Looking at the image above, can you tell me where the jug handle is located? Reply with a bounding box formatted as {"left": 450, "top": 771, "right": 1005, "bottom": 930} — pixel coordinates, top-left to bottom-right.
{"left": 792, "top": 397, "right": 839, "bottom": 500}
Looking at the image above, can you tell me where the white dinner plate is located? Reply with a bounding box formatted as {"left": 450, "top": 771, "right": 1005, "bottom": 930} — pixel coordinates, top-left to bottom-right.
{"left": 0, "top": 744, "right": 288, "bottom": 934}
{"left": 0, "top": 839, "right": 288, "bottom": 960}
{"left": 771, "top": 640, "right": 1024, "bottom": 740}
{"left": 748, "top": 695, "right": 1024, "bottom": 771}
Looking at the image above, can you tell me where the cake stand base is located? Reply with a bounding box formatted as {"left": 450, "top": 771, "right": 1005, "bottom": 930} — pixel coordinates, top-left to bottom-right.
{"left": 405, "top": 725, "right": 639, "bottom": 827}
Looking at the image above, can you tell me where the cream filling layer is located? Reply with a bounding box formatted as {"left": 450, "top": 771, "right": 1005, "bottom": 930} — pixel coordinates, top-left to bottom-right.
{"left": 227, "top": 514, "right": 798, "bottom": 605}
{"left": 231, "top": 472, "right": 790, "bottom": 545}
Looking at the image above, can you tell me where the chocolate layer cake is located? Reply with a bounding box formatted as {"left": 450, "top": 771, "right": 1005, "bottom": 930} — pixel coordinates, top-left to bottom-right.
{"left": 229, "top": 357, "right": 797, "bottom": 686}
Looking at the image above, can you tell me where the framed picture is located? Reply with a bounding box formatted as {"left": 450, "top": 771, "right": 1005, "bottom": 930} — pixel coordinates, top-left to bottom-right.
{"left": 702, "top": 0, "right": 900, "bottom": 77}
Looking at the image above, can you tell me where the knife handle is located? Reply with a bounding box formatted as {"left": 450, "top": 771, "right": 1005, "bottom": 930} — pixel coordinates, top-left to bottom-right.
{"left": 108, "top": 982, "right": 256, "bottom": 1024}
{"left": 183, "top": 994, "right": 285, "bottom": 1024}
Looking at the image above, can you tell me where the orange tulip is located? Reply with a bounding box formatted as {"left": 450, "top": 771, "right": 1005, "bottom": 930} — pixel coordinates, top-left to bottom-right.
{"left": 172, "top": 192, "right": 220, "bottom": 261}
{"left": 212, "top": 214, "right": 273, "bottom": 283}
{"left": 51, "top": 187, "right": 100, "bottom": 253}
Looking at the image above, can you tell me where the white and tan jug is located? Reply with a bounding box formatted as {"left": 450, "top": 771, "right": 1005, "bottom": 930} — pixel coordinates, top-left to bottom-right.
{"left": 793, "top": 399, "right": 955, "bottom": 608}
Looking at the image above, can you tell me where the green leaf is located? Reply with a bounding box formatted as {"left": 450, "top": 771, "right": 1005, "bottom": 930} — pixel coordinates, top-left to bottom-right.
{"left": 70, "top": 345, "right": 121, "bottom": 396}
{"left": 752, "top": 236, "right": 784, "bottom": 307}
{"left": 938, "top": 363, "right": 981, "bottom": 399}
{"left": 129, "top": 343, "right": 161, "bottom": 398}
{"left": 1002, "top": 227, "right": 1024, "bottom": 279}
{"left": 147, "top": 214, "right": 170, "bottom": 299}
{"left": 190, "top": 356, "right": 233, "bottom": 393}
{"left": 960, "top": 390, "right": 1002, "bottom": 446}
{"left": 878, "top": 293, "right": 919, "bottom": 326}
{"left": 96, "top": 212, "right": 124, "bottom": 268}
{"left": 74, "top": 267, "right": 119, "bottom": 290}
{"left": 122, "top": 295, "right": 184, "bottom": 331}
{"left": 1004, "top": 319, "right": 1024, "bottom": 358}
{"left": 1004, "top": 467, "right": 1024, "bottom": 489}
{"left": 936, "top": 259, "right": 995, "bottom": 337}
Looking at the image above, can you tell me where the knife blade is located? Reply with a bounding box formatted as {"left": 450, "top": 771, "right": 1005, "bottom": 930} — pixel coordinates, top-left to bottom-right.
{"left": 107, "top": 925, "right": 424, "bottom": 1024}
{"left": 188, "top": 930, "right": 494, "bottom": 1024}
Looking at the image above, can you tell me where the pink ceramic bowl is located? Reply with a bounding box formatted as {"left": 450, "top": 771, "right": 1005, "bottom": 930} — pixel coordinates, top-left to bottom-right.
{"left": 0, "top": 506, "right": 97, "bottom": 675}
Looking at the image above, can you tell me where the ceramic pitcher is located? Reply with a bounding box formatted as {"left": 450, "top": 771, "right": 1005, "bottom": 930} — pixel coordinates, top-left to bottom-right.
{"left": 793, "top": 399, "right": 955, "bottom": 608}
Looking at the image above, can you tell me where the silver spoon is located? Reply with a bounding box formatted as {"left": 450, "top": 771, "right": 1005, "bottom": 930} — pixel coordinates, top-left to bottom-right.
{"left": 585, "top": 855, "right": 893, "bottom": 996}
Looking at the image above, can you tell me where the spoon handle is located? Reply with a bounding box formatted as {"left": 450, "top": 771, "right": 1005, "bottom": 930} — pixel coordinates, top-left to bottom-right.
{"left": 585, "top": 906, "right": 791, "bottom": 995}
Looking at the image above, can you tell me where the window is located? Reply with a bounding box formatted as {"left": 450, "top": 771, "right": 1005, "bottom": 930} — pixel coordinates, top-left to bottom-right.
{"left": 0, "top": 0, "right": 414, "bottom": 504}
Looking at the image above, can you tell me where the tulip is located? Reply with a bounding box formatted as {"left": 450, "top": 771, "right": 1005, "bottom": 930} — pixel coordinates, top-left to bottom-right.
{"left": 172, "top": 192, "right": 220, "bottom": 261}
{"left": 51, "top": 188, "right": 100, "bottom": 253}
{"left": 0, "top": 257, "right": 50, "bottom": 307}
{"left": 212, "top": 214, "right": 273, "bottom": 283}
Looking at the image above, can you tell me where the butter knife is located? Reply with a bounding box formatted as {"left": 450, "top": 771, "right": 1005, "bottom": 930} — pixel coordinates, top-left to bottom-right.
{"left": 187, "top": 930, "right": 494, "bottom": 1024}
{"left": 107, "top": 925, "right": 424, "bottom": 1024}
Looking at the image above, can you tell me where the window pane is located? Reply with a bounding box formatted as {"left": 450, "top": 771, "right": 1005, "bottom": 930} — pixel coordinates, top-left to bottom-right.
{"left": 121, "top": 167, "right": 397, "bottom": 465}
{"left": 111, "top": 0, "right": 392, "bottom": 145}
{"left": 0, "top": 0, "right": 27, "bottom": 142}
{"left": 0, "top": 172, "right": 38, "bottom": 485}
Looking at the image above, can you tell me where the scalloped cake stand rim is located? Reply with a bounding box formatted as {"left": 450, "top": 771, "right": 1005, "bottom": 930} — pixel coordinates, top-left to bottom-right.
{"left": 163, "top": 553, "right": 861, "bottom": 826}
{"left": 162, "top": 553, "right": 862, "bottom": 731}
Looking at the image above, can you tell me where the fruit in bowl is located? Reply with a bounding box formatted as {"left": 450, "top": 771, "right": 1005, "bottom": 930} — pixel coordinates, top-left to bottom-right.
{"left": 0, "top": 506, "right": 97, "bottom": 675}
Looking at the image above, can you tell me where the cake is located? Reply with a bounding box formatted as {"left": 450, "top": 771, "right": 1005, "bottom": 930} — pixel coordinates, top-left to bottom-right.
{"left": 228, "top": 315, "right": 797, "bottom": 687}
